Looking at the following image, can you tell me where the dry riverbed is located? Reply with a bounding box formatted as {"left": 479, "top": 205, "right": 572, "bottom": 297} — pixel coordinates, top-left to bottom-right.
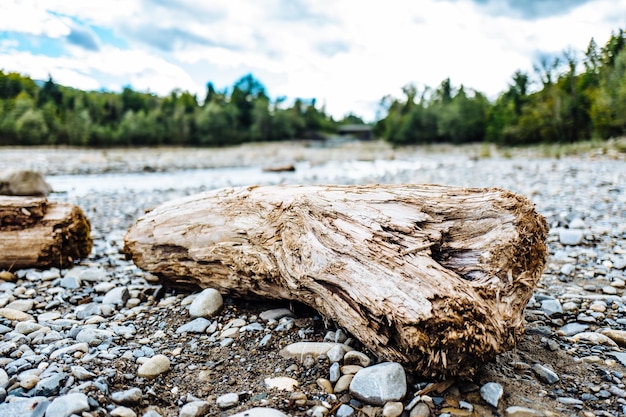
{"left": 0, "top": 141, "right": 625, "bottom": 417}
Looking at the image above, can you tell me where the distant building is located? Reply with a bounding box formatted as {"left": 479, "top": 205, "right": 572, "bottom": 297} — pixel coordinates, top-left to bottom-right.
{"left": 337, "top": 124, "right": 373, "bottom": 140}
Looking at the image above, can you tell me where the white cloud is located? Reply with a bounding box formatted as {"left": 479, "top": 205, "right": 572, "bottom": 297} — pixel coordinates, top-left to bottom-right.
{"left": 0, "top": 0, "right": 70, "bottom": 38}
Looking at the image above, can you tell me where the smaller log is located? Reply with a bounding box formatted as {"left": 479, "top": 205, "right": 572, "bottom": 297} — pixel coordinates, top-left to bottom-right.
{"left": 0, "top": 197, "right": 92, "bottom": 269}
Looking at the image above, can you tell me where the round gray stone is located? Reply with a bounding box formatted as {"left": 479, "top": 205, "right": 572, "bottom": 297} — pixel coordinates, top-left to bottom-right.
{"left": 336, "top": 404, "right": 355, "bottom": 417}
{"left": 531, "top": 363, "right": 559, "bottom": 384}
{"left": 480, "top": 382, "right": 503, "bottom": 407}
{"left": 44, "top": 392, "right": 89, "bottom": 417}
{"left": 559, "top": 229, "right": 584, "bottom": 245}
{"left": 349, "top": 362, "right": 407, "bottom": 405}
{"left": 541, "top": 299, "right": 562, "bottom": 317}
{"left": 102, "top": 286, "right": 130, "bottom": 307}
{"left": 111, "top": 387, "right": 143, "bottom": 404}
{"left": 176, "top": 318, "right": 212, "bottom": 334}
{"left": 76, "top": 328, "right": 115, "bottom": 346}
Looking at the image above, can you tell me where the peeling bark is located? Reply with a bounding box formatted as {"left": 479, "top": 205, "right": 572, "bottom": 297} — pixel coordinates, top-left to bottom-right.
{"left": 0, "top": 197, "right": 92, "bottom": 269}
{"left": 124, "top": 184, "right": 548, "bottom": 377}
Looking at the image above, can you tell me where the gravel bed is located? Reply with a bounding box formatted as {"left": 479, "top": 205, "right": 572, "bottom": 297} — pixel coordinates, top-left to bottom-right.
{"left": 0, "top": 143, "right": 625, "bottom": 417}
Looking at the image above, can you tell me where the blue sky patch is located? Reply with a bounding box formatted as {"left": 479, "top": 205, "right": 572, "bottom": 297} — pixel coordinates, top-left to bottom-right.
{"left": 0, "top": 32, "right": 66, "bottom": 58}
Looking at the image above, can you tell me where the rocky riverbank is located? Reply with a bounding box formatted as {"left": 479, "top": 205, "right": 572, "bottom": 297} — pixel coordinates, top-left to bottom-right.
{"left": 0, "top": 142, "right": 625, "bottom": 417}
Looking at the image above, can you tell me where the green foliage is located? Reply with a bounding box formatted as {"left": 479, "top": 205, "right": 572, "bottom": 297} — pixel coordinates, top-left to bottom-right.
{"left": 0, "top": 71, "right": 338, "bottom": 146}
{"left": 378, "top": 28, "right": 626, "bottom": 146}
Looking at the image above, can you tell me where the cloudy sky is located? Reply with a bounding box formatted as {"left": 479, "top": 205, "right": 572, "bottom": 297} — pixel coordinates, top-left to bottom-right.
{"left": 0, "top": 0, "right": 624, "bottom": 120}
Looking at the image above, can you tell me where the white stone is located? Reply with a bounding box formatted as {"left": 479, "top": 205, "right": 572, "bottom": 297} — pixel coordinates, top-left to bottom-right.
{"left": 349, "top": 362, "right": 407, "bottom": 406}
{"left": 5, "top": 299, "right": 34, "bottom": 312}
{"left": 102, "top": 286, "right": 130, "bottom": 307}
{"left": 264, "top": 376, "right": 299, "bottom": 391}
{"left": 137, "top": 354, "right": 170, "bottom": 379}
{"left": 0, "top": 307, "right": 34, "bottom": 321}
{"left": 559, "top": 229, "right": 584, "bottom": 245}
{"left": 180, "top": 401, "right": 211, "bottom": 417}
{"left": 229, "top": 408, "right": 289, "bottom": 417}
{"left": 280, "top": 342, "right": 350, "bottom": 362}
{"left": 480, "top": 382, "right": 503, "bottom": 407}
{"left": 45, "top": 392, "right": 89, "bottom": 417}
{"left": 570, "top": 331, "right": 618, "bottom": 346}
{"left": 216, "top": 392, "right": 239, "bottom": 409}
{"left": 188, "top": 288, "right": 223, "bottom": 318}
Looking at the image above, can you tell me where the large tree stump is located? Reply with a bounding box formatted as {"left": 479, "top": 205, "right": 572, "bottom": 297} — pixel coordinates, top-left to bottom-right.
{"left": 124, "top": 184, "right": 548, "bottom": 377}
{"left": 0, "top": 197, "right": 92, "bottom": 269}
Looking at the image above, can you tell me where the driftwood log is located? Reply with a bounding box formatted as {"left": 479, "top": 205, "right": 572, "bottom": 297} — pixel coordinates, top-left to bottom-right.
{"left": 0, "top": 197, "right": 92, "bottom": 269}
{"left": 124, "top": 184, "right": 548, "bottom": 377}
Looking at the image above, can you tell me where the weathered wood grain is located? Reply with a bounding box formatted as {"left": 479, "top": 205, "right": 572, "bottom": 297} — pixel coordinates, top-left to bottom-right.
{"left": 0, "top": 197, "right": 92, "bottom": 269}
{"left": 124, "top": 184, "right": 548, "bottom": 377}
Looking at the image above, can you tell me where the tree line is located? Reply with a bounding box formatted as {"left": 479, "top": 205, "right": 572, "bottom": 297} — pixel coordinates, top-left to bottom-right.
{"left": 376, "top": 29, "right": 626, "bottom": 145}
{"left": 1, "top": 29, "right": 625, "bottom": 147}
{"left": 0, "top": 73, "right": 347, "bottom": 147}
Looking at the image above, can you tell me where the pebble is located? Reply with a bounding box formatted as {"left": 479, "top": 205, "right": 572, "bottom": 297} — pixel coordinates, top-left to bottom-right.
{"left": 230, "top": 408, "right": 289, "bottom": 417}
{"left": 76, "top": 328, "right": 115, "bottom": 345}
{"left": 137, "top": 355, "right": 170, "bottom": 379}
{"left": 5, "top": 299, "right": 34, "bottom": 312}
{"left": 59, "top": 275, "right": 81, "bottom": 289}
{"left": 0, "top": 307, "right": 34, "bottom": 321}
{"left": 102, "top": 286, "right": 130, "bottom": 306}
{"left": 111, "top": 406, "right": 137, "bottom": 417}
{"left": 540, "top": 299, "right": 562, "bottom": 317}
{"left": 334, "top": 374, "right": 354, "bottom": 393}
{"left": 531, "top": 363, "right": 560, "bottom": 384}
{"left": 2, "top": 149, "right": 625, "bottom": 417}
{"left": 559, "top": 229, "right": 584, "bottom": 245}
{"left": 111, "top": 387, "right": 142, "bottom": 404}
{"left": 480, "top": 382, "right": 503, "bottom": 407}
{"left": 316, "top": 378, "right": 333, "bottom": 393}
{"left": 280, "top": 342, "right": 347, "bottom": 361}
{"left": 343, "top": 350, "right": 371, "bottom": 367}
{"left": 336, "top": 404, "right": 355, "bottom": 417}
{"left": 216, "top": 392, "right": 239, "bottom": 408}
{"left": 176, "top": 318, "right": 212, "bottom": 334}
{"left": 557, "top": 397, "right": 583, "bottom": 406}
{"left": 602, "top": 286, "right": 618, "bottom": 295}
{"left": 260, "top": 308, "right": 294, "bottom": 322}
{"left": 264, "top": 376, "right": 298, "bottom": 391}
{"left": 329, "top": 362, "right": 340, "bottom": 382}
{"left": 608, "top": 352, "right": 626, "bottom": 366}
{"left": 44, "top": 392, "right": 89, "bottom": 417}
{"left": 600, "top": 329, "right": 626, "bottom": 346}
{"left": 0, "top": 271, "right": 16, "bottom": 282}
{"left": 505, "top": 405, "right": 545, "bottom": 416}
{"left": 188, "top": 288, "right": 223, "bottom": 318}
{"left": 409, "top": 402, "right": 431, "bottom": 417}
{"left": 15, "top": 321, "right": 43, "bottom": 335}
{"left": 382, "top": 401, "right": 404, "bottom": 417}
{"left": 349, "top": 362, "right": 407, "bottom": 405}
{"left": 558, "top": 322, "right": 588, "bottom": 336}
{"left": 179, "top": 401, "right": 211, "bottom": 417}
{"left": 71, "top": 365, "right": 96, "bottom": 381}
{"left": 570, "top": 331, "right": 618, "bottom": 346}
